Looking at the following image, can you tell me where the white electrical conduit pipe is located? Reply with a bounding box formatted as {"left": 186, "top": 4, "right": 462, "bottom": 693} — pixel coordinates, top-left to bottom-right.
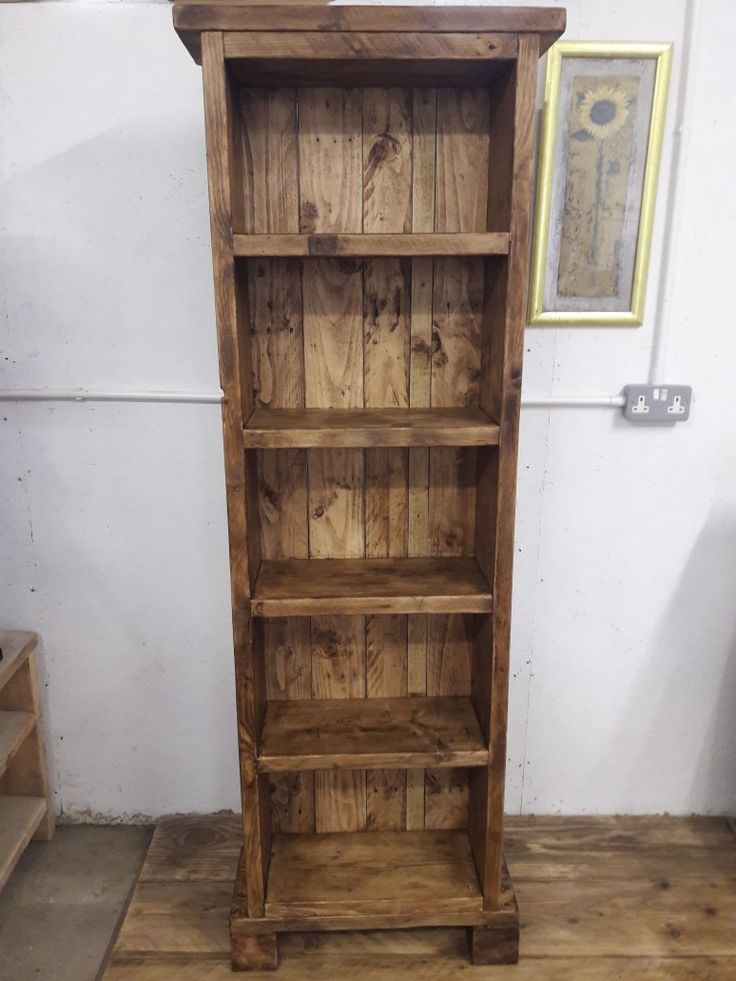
{"left": 0, "top": 4, "right": 696, "bottom": 413}
{"left": 0, "top": 389, "right": 223, "bottom": 404}
{"left": 647, "top": 0, "right": 696, "bottom": 385}
{"left": 0, "top": 389, "right": 625, "bottom": 408}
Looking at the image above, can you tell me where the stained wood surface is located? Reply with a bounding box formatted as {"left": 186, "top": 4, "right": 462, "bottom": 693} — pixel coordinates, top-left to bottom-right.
{"left": 173, "top": 4, "right": 567, "bottom": 61}
{"left": 258, "top": 696, "right": 487, "bottom": 771}
{"left": 233, "top": 232, "right": 509, "bottom": 256}
{"left": 244, "top": 407, "right": 500, "bottom": 448}
{"left": 223, "top": 31, "right": 517, "bottom": 61}
{"left": 360, "top": 84, "right": 411, "bottom": 831}
{"left": 104, "top": 814, "right": 736, "bottom": 978}
{"left": 241, "top": 82, "right": 312, "bottom": 838}
{"left": 0, "top": 795, "right": 46, "bottom": 892}
{"left": 252, "top": 558, "right": 492, "bottom": 617}
{"left": 201, "top": 33, "right": 268, "bottom": 918}
{"left": 265, "top": 830, "right": 482, "bottom": 918}
{"left": 236, "top": 72, "right": 506, "bottom": 836}
{"left": 472, "top": 35, "right": 540, "bottom": 911}
{"left": 193, "top": 9, "right": 558, "bottom": 927}
{"left": 298, "top": 83, "right": 367, "bottom": 834}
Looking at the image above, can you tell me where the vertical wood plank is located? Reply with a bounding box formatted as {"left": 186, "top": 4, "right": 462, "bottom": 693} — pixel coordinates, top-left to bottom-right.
{"left": 365, "top": 613, "right": 408, "bottom": 829}
{"left": 363, "top": 87, "right": 412, "bottom": 234}
{"left": 424, "top": 614, "right": 472, "bottom": 830}
{"left": 311, "top": 616, "right": 366, "bottom": 832}
{"left": 201, "top": 33, "right": 267, "bottom": 917}
{"left": 298, "top": 87, "right": 362, "bottom": 235}
{"left": 474, "top": 37, "right": 541, "bottom": 909}
{"left": 435, "top": 88, "right": 491, "bottom": 234}
{"left": 307, "top": 447, "right": 364, "bottom": 559}
{"left": 427, "top": 85, "right": 490, "bottom": 829}
{"left": 257, "top": 449, "right": 307, "bottom": 563}
{"left": 264, "top": 618, "right": 314, "bottom": 833}
{"left": 303, "top": 258, "right": 364, "bottom": 412}
{"left": 299, "top": 85, "right": 366, "bottom": 832}
{"left": 241, "top": 84, "right": 311, "bottom": 833}
{"left": 362, "top": 87, "right": 412, "bottom": 831}
{"left": 431, "top": 87, "right": 489, "bottom": 562}
{"left": 241, "top": 88, "right": 298, "bottom": 235}
{"left": 407, "top": 86, "right": 436, "bottom": 830}
{"left": 249, "top": 256, "right": 307, "bottom": 569}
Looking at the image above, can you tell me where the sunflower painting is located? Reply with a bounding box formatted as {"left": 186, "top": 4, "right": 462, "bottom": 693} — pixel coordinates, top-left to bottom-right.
{"left": 557, "top": 74, "right": 640, "bottom": 301}
{"left": 529, "top": 43, "right": 672, "bottom": 325}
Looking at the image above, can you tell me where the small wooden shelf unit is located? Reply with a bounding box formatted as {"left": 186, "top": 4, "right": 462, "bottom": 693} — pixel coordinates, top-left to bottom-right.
{"left": 174, "top": 2, "right": 565, "bottom": 970}
{"left": 0, "top": 630, "right": 54, "bottom": 892}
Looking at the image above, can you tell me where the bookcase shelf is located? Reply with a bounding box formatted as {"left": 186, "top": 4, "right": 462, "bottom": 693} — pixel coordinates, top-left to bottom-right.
{"left": 0, "top": 712, "right": 35, "bottom": 781}
{"left": 233, "top": 232, "right": 509, "bottom": 257}
{"left": 251, "top": 557, "right": 492, "bottom": 617}
{"left": 244, "top": 407, "right": 500, "bottom": 449}
{"left": 0, "top": 630, "right": 54, "bottom": 893}
{"left": 258, "top": 695, "right": 487, "bottom": 772}
{"left": 264, "top": 829, "right": 483, "bottom": 919}
{"left": 177, "top": 2, "right": 564, "bottom": 969}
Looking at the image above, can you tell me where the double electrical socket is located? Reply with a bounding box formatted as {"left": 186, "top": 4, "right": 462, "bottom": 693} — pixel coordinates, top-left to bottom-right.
{"left": 623, "top": 384, "right": 692, "bottom": 423}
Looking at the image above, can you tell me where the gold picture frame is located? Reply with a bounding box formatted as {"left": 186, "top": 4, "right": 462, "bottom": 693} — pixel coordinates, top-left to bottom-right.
{"left": 529, "top": 41, "right": 672, "bottom": 326}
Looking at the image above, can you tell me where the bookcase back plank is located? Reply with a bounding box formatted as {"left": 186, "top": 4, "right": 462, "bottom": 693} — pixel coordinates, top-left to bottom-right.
{"left": 362, "top": 85, "right": 412, "bottom": 832}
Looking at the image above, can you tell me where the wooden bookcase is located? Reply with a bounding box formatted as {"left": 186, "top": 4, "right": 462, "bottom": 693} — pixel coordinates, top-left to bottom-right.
{"left": 173, "top": 3, "right": 565, "bottom": 970}
{"left": 0, "top": 630, "right": 54, "bottom": 893}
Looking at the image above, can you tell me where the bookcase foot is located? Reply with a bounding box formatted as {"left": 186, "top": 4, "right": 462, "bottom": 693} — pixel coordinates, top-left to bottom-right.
{"left": 231, "top": 931, "right": 278, "bottom": 972}
{"left": 469, "top": 921, "right": 520, "bottom": 965}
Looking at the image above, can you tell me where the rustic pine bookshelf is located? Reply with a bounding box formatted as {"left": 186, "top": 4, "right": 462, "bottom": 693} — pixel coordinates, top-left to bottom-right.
{"left": 0, "top": 630, "right": 54, "bottom": 893}
{"left": 173, "top": 3, "right": 565, "bottom": 969}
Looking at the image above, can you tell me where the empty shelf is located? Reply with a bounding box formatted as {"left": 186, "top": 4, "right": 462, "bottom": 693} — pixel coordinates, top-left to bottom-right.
{"left": 233, "top": 232, "right": 509, "bottom": 257}
{"left": 258, "top": 695, "right": 487, "bottom": 772}
{"left": 0, "top": 796, "right": 47, "bottom": 891}
{"left": 264, "top": 829, "right": 483, "bottom": 919}
{"left": 0, "top": 711, "right": 35, "bottom": 780}
{"left": 244, "top": 407, "right": 500, "bottom": 449}
{"left": 251, "top": 557, "right": 492, "bottom": 617}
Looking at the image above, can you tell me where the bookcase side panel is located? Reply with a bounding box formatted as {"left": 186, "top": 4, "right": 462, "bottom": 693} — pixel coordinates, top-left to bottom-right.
{"left": 201, "top": 33, "right": 268, "bottom": 917}
{"left": 470, "top": 35, "right": 541, "bottom": 909}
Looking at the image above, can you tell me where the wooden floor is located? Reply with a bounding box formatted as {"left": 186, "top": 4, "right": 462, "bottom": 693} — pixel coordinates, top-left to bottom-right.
{"left": 103, "top": 814, "right": 736, "bottom": 979}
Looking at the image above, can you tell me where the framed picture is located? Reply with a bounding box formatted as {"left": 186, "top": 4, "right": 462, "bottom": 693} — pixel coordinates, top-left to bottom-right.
{"left": 529, "top": 42, "right": 672, "bottom": 326}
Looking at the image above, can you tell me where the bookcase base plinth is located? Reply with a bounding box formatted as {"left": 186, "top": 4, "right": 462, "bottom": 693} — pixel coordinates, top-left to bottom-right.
{"left": 230, "top": 841, "right": 519, "bottom": 970}
{"left": 469, "top": 920, "right": 520, "bottom": 966}
{"left": 231, "top": 930, "right": 278, "bottom": 972}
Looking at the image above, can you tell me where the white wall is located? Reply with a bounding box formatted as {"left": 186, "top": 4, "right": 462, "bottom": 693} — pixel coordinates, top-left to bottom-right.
{"left": 1, "top": 0, "right": 734, "bottom": 820}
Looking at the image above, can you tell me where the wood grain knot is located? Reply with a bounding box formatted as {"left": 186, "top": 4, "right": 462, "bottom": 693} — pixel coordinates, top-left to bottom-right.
{"left": 308, "top": 234, "right": 338, "bottom": 256}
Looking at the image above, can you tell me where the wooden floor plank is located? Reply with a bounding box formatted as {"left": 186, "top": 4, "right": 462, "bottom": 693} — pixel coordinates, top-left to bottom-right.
{"left": 104, "top": 955, "right": 736, "bottom": 980}
{"left": 139, "top": 815, "right": 240, "bottom": 882}
{"left": 506, "top": 815, "right": 736, "bottom": 881}
{"left": 105, "top": 814, "right": 736, "bottom": 978}
{"left": 519, "top": 877, "right": 736, "bottom": 957}
{"left": 115, "top": 880, "right": 231, "bottom": 956}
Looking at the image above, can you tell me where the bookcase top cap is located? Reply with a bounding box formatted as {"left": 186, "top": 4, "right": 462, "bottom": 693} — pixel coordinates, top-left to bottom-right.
{"left": 173, "top": 4, "right": 566, "bottom": 62}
